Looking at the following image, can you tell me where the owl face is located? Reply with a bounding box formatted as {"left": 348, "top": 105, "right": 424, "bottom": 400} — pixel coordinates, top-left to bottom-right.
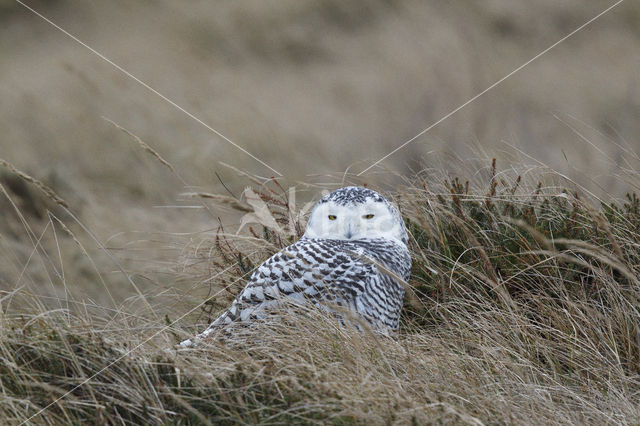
{"left": 303, "top": 187, "right": 408, "bottom": 245}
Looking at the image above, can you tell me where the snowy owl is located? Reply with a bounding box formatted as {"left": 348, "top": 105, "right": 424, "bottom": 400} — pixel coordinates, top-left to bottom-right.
{"left": 180, "top": 186, "right": 411, "bottom": 347}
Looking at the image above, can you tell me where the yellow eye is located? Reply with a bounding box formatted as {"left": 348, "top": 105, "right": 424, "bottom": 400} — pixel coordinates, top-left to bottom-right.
{"left": 363, "top": 214, "right": 374, "bottom": 219}
{"left": 328, "top": 215, "right": 337, "bottom": 220}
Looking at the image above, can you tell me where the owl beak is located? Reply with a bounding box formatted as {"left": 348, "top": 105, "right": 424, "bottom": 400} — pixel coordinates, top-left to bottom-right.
{"left": 345, "top": 223, "right": 353, "bottom": 239}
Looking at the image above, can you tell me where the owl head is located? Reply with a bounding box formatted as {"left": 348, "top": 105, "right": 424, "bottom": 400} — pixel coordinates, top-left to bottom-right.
{"left": 303, "top": 186, "right": 408, "bottom": 245}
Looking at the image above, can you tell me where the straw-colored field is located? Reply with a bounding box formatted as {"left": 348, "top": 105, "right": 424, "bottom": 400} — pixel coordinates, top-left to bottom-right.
{"left": 1, "top": 0, "right": 639, "bottom": 423}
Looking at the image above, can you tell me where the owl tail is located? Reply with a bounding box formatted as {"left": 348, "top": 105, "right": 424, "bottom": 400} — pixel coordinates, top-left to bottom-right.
{"left": 178, "top": 307, "right": 232, "bottom": 347}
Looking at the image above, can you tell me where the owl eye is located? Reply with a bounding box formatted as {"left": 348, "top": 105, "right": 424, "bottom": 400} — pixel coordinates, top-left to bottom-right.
{"left": 328, "top": 215, "right": 337, "bottom": 220}
{"left": 363, "top": 214, "right": 375, "bottom": 219}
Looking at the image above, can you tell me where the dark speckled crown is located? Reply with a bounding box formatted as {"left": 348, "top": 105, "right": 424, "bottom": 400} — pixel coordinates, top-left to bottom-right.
{"left": 320, "top": 186, "right": 385, "bottom": 205}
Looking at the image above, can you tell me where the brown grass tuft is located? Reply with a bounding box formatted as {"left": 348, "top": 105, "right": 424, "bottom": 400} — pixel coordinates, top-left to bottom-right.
{"left": 0, "top": 158, "right": 68, "bottom": 209}
{"left": 2, "top": 163, "right": 640, "bottom": 424}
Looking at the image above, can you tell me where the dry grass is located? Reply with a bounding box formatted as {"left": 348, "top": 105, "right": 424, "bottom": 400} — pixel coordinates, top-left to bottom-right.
{"left": 1, "top": 1, "right": 640, "bottom": 423}
{"left": 2, "top": 0, "right": 640, "bottom": 198}
{"left": 1, "top": 162, "right": 640, "bottom": 424}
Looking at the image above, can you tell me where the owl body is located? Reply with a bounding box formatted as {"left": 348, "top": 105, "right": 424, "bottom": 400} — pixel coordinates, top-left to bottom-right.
{"left": 181, "top": 187, "right": 411, "bottom": 346}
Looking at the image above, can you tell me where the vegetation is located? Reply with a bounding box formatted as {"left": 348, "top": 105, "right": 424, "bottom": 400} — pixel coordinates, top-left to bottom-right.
{"left": 2, "top": 1, "right": 639, "bottom": 423}
{"left": 1, "top": 160, "right": 639, "bottom": 424}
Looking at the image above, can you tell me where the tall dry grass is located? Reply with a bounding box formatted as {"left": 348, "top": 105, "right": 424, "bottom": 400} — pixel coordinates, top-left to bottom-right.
{"left": 1, "top": 1, "right": 639, "bottom": 423}
{"left": 1, "top": 159, "right": 639, "bottom": 424}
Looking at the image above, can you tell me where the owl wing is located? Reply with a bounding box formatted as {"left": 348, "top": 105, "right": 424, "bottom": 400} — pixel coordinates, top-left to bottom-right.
{"left": 214, "top": 239, "right": 370, "bottom": 322}
{"left": 180, "top": 239, "right": 405, "bottom": 346}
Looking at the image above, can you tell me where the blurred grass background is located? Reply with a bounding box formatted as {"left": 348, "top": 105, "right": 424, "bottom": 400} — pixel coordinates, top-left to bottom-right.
{"left": 1, "top": 2, "right": 640, "bottom": 422}
{"left": 0, "top": 0, "right": 639, "bottom": 309}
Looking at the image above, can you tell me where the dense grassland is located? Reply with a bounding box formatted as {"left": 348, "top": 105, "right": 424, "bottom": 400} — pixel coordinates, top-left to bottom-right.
{"left": 1, "top": 160, "right": 639, "bottom": 424}
{"left": 2, "top": 1, "right": 640, "bottom": 423}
